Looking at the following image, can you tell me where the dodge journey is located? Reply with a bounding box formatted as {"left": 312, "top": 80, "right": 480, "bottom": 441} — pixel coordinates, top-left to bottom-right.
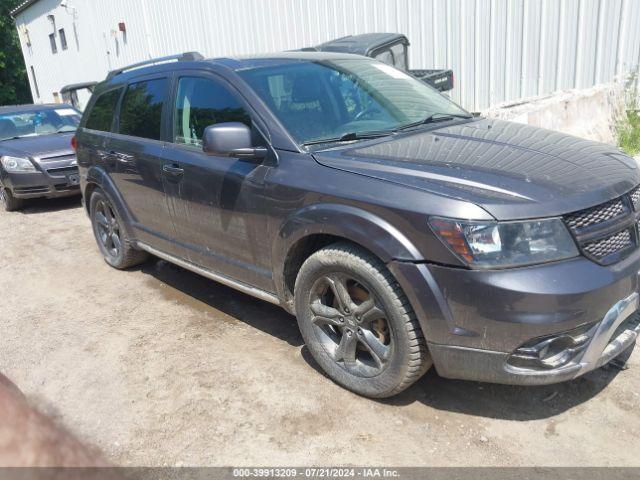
{"left": 75, "top": 51, "right": 640, "bottom": 398}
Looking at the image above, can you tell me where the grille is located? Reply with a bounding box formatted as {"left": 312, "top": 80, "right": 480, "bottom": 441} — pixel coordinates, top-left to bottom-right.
{"left": 583, "top": 230, "right": 633, "bottom": 260}
{"left": 565, "top": 199, "right": 627, "bottom": 231}
{"left": 54, "top": 184, "right": 80, "bottom": 191}
{"left": 563, "top": 186, "right": 640, "bottom": 265}
{"left": 14, "top": 186, "right": 48, "bottom": 194}
{"left": 46, "top": 166, "right": 78, "bottom": 176}
{"left": 40, "top": 154, "right": 75, "bottom": 163}
{"left": 631, "top": 186, "right": 640, "bottom": 211}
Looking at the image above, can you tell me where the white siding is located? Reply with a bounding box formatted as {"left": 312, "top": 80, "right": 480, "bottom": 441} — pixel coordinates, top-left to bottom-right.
{"left": 14, "top": 0, "right": 640, "bottom": 110}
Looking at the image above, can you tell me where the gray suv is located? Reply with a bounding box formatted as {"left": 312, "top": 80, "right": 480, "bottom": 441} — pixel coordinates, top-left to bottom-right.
{"left": 75, "top": 51, "right": 640, "bottom": 398}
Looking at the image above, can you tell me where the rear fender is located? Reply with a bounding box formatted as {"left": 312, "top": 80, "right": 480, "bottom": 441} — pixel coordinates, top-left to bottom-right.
{"left": 84, "top": 166, "right": 135, "bottom": 236}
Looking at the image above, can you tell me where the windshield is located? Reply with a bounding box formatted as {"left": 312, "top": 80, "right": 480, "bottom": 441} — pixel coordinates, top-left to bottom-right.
{"left": 238, "top": 58, "right": 469, "bottom": 145}
{"left": 0, "top": 107, "right": 81, "bottom": 141}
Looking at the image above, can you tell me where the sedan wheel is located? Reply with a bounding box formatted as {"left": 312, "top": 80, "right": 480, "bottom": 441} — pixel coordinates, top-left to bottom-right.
{"left": 0, "top": 185, "right": 24, "bottom": 212}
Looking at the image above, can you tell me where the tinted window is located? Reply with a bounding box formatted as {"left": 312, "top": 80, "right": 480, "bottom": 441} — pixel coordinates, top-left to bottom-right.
{"left": 119, "top": 78, "right": 168, "bottom": 140}
{"left": 85, "top": 89, "right": 122, "bottom": 132}
{"left": 173, "top": 77, "right": 251, "bottom": 148}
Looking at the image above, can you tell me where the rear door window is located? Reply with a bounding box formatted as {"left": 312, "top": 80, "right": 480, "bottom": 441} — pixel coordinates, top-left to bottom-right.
{"left": 172, "top": 76, "right": 251, "bottom": 148}
{"left": 85, "top": 88, "right": 122, "bottom": 132}
{"left": 119, "top": 78, "right": 168, "bottom": 140}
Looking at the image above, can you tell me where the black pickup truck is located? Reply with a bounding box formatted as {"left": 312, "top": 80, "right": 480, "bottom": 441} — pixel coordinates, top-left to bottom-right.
{"left": 306, "top": 33, "right": 454, "bottom": 92}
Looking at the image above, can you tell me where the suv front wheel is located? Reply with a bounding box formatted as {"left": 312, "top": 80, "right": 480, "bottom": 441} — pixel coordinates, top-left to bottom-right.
{"left": 294, "top": 242, "right": 432, "bottom": 398}
{"left": 90, "top": 188, "right": 147, "bottom": 269}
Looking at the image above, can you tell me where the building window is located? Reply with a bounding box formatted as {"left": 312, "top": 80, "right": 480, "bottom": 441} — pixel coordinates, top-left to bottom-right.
{"left": 30, "top": 66, "right": 40, "bottom": 98}
{"left": 58, "top": 28, "right": 67, "bottom": 50}
{"left": 49, "top": 33, "right": 57, "bottom": 54}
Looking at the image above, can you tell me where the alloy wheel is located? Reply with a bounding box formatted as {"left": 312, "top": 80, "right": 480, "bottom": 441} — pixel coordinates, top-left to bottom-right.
{"left": 309, "top": 273, "right": 393, "bottom": 377}
{"left": 94, "top": 199, "right": 122, "bottom": 259}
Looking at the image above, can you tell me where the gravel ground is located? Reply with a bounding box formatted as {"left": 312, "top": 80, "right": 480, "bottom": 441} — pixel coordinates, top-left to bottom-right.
{"left": 1, "top": 195, "right": 639, "bottom": 467}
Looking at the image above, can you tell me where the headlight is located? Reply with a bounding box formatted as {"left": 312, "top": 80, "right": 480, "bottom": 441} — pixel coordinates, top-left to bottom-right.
{"left": 429, "top": 217, "right": 579, "bottom": 268}
{"left": 1, "top": 155, "right": 36, "bottom": 173}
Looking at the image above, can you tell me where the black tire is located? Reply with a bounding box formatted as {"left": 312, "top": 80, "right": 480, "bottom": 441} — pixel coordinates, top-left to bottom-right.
{"left": 89, "top": 188, "right": 147, "bottom": 269}
{"left": 0, "top": 185, "right": 24, "bottom": 212}
{"left": 294, "top": 242, "right": 432, "bottom": 398}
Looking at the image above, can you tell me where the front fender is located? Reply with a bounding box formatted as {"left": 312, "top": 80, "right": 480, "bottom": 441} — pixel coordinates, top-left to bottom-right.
{"left": 272, "top": 203, "right": 424, "bottom": 305}
{"left": 275, "top": 203, "right": 423, "bottom": 264}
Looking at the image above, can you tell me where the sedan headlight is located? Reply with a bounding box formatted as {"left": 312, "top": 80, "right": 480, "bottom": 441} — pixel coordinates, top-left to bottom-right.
{"left": 1, "top": 155, "right": 36, "bottom": 173}
{"left": 429, "top": 217, "right": 579, "bottom": 268}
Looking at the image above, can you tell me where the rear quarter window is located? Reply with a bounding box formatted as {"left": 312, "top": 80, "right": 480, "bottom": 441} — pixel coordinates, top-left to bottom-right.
{"left": 119, "top": 78, "right": 168, "bottom": 140}
{"left": 84, "top": 88, "right": 122, "bottom": 132}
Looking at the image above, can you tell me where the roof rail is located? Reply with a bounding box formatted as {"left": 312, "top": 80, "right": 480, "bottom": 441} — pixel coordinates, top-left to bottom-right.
{"left": 106, "top": 51, "right": 204, "bottom": 80}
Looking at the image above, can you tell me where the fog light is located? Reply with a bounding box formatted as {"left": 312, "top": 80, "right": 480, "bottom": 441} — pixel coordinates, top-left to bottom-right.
{"left": 537, "top": 336, "right": 580, "bottom": 368}
{"left": 507, "top": 323, "right": 597, "bottom": 371}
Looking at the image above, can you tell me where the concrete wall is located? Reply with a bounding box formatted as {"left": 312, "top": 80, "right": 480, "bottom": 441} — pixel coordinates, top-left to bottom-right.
{"left": 484, "top": 74, "right": 639, "bottom": 147}
{"left": 485, "top": 83, "right": 625, "bottom": 144}
{"left": 13, "top": 0, "right": 640, "bottom": 111}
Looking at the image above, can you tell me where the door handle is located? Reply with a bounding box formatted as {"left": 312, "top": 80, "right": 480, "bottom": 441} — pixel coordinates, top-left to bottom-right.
{"left": 162, "top": 164, "right": 184, "bottom": 177}
{"left": 97, "top": 149, "right": 115, "bottom": 161}
{"left": 113, "top": 151, "right": 135, "bottom": 163}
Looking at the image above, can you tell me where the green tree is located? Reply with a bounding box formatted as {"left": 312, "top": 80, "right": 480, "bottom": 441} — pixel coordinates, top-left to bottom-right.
{"left": 0, "top": 0, "right": 32, "bottom": 105}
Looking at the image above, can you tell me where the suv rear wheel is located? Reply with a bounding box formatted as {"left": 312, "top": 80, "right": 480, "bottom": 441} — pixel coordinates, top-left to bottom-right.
{"left": 90, "top": 189, "right": 147, "bottom": 269}
{"left": 0, "top": 185, "right": 24, "bottom": 212}
{"left": 294, "top": 242, "right": 431, "bottom": 398}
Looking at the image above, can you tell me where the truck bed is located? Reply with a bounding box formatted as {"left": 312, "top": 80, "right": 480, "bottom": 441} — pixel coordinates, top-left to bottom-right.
{"left": 410, "top": 69, "right": 454, "bottom": 92}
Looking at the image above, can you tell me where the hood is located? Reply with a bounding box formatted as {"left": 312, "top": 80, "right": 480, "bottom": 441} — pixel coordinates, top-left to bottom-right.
{"left": 312, "top": 118, "right": 640, "bottom": 220}
{"left": 0, "top": 133, "right": 75, "bottom": 162}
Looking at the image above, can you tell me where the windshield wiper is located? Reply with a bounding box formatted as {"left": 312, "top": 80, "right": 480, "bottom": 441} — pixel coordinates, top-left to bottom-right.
{"left": 303, "top": 130, "right": 393, "bottom": 146}
{"left": 395, "top": 112, "right": 474, "bottom": 131}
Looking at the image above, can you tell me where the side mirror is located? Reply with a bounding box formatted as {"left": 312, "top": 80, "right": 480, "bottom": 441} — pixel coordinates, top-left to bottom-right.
{"left": 202, "top": 122, "right": 267, "bottom": 160}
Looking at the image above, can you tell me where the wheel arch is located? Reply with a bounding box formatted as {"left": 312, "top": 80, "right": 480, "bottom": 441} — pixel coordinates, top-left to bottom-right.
{"left": 273, "top": 203, "right": 423, "bottom": 312}
{"left": 84, "top": 166, "right": 135, "bottom": 235}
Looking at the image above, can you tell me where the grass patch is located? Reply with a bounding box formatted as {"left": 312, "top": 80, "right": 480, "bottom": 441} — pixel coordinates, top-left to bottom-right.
{"left": 618, "top": 109, "right": 640, "bottom": 157}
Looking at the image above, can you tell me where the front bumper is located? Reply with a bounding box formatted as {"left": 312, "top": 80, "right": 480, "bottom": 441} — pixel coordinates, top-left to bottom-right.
{"left": 428, "top": 295, "right": 639, "bottom": 385}
{"left": 388, "top": 250, "right": 640, "bottom": 385}
{"left": 1, "top": 165, "right": 80, "bottom": 199}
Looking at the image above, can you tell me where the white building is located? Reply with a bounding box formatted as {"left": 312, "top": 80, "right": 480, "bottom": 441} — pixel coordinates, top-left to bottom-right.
{"left": 11, "top": 0, "right": 640, "bottom": 112}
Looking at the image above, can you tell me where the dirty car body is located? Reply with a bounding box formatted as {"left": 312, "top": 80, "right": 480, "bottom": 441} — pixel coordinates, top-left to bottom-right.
{"left": 0, "top": 104, "right": 81, "bottom": 210}
{"left": 75, "top": 51, "right": 640, "bottom": 396}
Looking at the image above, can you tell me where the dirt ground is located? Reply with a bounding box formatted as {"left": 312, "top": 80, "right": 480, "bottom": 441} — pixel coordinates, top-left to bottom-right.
{"left": 1, "top": 195, "right": 639, "bottom": 467}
